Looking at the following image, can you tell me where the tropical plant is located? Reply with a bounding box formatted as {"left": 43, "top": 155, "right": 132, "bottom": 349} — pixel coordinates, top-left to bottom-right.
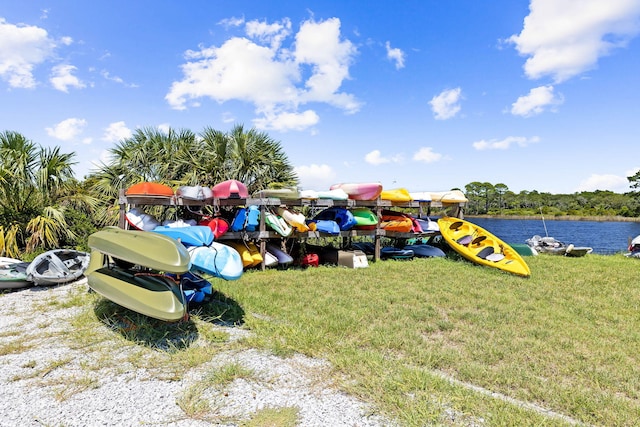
{"left": 0, "top": 131, "right": 97, "bottom": 257}
{"left": 88, "top": 124, "right": 298, "bottom": 226}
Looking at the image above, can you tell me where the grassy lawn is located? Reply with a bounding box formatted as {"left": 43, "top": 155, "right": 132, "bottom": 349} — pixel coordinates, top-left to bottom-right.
{"left": 211, "top": 253, "right": 640, "bottom": 426}
{"left": 4, "top": 252, "right": 638, "bottom": 425}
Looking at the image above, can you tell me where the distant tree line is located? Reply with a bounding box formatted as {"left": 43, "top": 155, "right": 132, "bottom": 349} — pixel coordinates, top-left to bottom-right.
{"left": 463, "top": 181, "right": 640, "bottom": 217}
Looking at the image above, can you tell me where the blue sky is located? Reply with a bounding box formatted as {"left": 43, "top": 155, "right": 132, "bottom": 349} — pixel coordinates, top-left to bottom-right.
{"left": 1, "top": 0, "right": 639, "bottom": 194}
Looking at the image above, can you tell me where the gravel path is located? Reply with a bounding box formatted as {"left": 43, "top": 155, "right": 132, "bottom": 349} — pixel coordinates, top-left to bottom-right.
{"left": 0, "top": 279, "right": 395, "bottom": 427}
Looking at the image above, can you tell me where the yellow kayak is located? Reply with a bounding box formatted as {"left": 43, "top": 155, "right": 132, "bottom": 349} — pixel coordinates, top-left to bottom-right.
{"left": 437, "top": 217, "right": 530, "bottom": 277}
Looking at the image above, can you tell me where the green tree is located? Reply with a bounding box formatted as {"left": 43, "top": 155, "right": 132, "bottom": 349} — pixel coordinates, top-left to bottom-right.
{"left": 89, "top": 124, "right": 298, "bottom": 225}
{"left": 0, "top": 131, "right": 95, "bottom": 256}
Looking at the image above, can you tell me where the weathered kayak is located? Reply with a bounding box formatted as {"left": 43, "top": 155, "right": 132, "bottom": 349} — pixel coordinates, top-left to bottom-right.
{"left": 438, "top": 217, "right": 530, "bottom": 277}
{"left": 404, "top": 244, "right": 446, "bottom": 258}
{"left": 87, "top": 227, "right": 190, "bottom": 274}
{"left": 277, "top": 207, "right": 311, "bottom": 232}
{"left": 25, "top": 249, "right": 90, "bottom": 286}
{"left": 176, "top": 185, "right": 213, "bottom": 201}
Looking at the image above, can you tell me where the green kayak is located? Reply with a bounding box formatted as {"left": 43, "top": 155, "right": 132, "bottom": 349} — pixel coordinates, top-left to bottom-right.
{"left": 87, "top": 264, "right": 186, "bottom": 322}
{"left": 87, "top": 227, "right": 190, "bottom": 273}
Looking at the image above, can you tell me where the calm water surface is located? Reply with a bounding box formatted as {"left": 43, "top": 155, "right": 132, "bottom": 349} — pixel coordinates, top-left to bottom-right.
{"left": 465, "top": 217, "right": 640, "bottom": 255}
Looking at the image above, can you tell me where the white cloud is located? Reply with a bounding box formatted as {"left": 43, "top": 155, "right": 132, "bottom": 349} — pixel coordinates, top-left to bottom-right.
{"left": 101, "top": 70, "right": 138, "bottom": 88}
{"left": 508, "top": 0, "right": 640, "bottom": 82}
{"left": 50, "top": 64, "right": 85, "bottom": 92}
{"left": 166, "top": 17, "right": 360, "bottom": 131}
{"left": 253, "top": 109, "right": 319, "bottom": 131}
{"left": 472, "top": 136, "right": 540, "bottom": 150}
{"left": 102, "top": 121, "right": 132, "bottom": 142}
{"left": 412, "top": 147, "right": 442, "bottom": 163}
{"left": 294, "top": 163, "right": 336, "bottom": 190}
{"left": 510, "top": 85, "right": 564, "bottom": 117}
{"left": 0, "top": 18, "right": 57, "bottom": 88}
{"left": 157, "top": 123, "right": 171, "bottom": 134}
{"left": 364, "top": 150, "right": 403, "bottom": 165}
{"left": 576, "top": 173, "right": 632, "bottom": 193}
{"left": 45, "top": 118, "right": 87, "bottom": 141}
{"left": 429, "top": 87, "right": 462, "bottom": 120}
{"left": 385, "top": 41, "right": 405, "bottom": 69}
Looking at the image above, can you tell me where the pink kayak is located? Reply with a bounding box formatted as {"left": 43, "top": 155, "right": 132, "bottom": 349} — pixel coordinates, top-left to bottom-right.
{"left": 329, "top": 182, "right": 383, "bottom": 201}
{"left": 212, "top": 179, "right": 249, "bottom": 199}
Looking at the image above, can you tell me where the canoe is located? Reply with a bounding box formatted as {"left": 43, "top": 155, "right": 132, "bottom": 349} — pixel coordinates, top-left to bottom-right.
{"left": 187, "top": 243, "right": 243, "bottom": 280}
{"left": 351, "top": 207, "right": 378, "bottom": 230}
{"left": 87, "top": 227, "right": 191, "bottom": 274}
{"left": 125, "top": 182, "right": 174, "bottom": 198}
{"left": 176, "top": 185, "right": 213, "bottom": 201}
{"left": 87, "top": 262, "right": 187, "bottom": 322}
{"left": 437, "top": 217, "right": 530, "bottom": 277}
{"left": 25, "top": 249, "right": 90, "bottom": 286}
{"left": 380, "top": 188, "right": 412, "bottom": 202}
{"left": 314, "top": 207, "right": 357, "bottom": 231}
{"left": 0, "top": 259, "right": 32, "bottom": 290}
{"left": 152, "top": 225, "right": 214, "bottom": 247}
{"left": 403, "top": 244, "right": 446, "bottom": 258}
{"left": 429, "top": 190, "right": 468, "bottom": 204}
{"left": 125, "top": 208, "right": 161, "bottom": 231}
{"left": 412, "top": 216, "right": 440, "bottom": 232}
{"left": 277, "top": 207, "right": 311, "bottom": 232}
{"left": 329, "top": 183, "right": 383, "bottom": 201}
{"left": 212, "top": 179, "right": 249, "bottom": 199}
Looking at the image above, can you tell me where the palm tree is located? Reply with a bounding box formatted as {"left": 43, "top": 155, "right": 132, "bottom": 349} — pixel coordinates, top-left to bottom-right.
{"left": 89, "top": 124, "right": 298, "bottom": 226}
{"left": 199, "top": 124, "right": 298, "bottom": 193}
{"left": 0, "top": 131, "right": 93, "bottom": 257}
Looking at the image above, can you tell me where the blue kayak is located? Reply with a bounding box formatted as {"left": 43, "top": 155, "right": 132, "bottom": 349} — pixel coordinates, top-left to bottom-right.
{"left": 404, "top": 244, "right": 446, "bottom": 258}
{"left": 152, "top": 225, "right": 214, "bottom": 246}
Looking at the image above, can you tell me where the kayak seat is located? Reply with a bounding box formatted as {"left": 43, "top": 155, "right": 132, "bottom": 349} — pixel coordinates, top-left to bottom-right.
{"left": 456, "top": 235, "right": 473, "bottom": 245}
{"left": 476, "top": 246, "right": 494, "bottom": 259}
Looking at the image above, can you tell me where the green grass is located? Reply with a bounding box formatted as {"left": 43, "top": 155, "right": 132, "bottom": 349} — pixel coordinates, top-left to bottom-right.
{"left": 210, "top": 254, "right": 640, "bottom": 426}
{"left": 4, "top": 253, "right": 638, "bottom": 425}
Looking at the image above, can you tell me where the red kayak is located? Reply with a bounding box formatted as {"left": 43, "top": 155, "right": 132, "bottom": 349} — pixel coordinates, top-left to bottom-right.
{"left": 212, "top": 179, "right": 249, "bottom": 199}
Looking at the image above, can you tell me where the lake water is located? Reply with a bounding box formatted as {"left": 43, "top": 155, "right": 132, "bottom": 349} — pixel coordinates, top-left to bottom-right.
{"left": 464, "top": 217, "right": 640, "bottom": 255}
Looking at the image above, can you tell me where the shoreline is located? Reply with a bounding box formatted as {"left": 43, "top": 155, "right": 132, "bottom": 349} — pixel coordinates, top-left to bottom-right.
{"left": 465, "top": 214, "right": 640, "bottom": 222}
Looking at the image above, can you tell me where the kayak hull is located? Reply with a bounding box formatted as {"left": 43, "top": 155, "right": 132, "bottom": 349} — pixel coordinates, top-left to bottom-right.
{"left": 88, "top": 227, "right": 191, "bottom": 274}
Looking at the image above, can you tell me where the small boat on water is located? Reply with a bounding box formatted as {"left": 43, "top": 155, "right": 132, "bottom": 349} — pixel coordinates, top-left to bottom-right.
{"left": 25, "top": 249, "right": 90, "bottom": 286}
{"left": 625, "top": 234, "right": 640, "bottom": 258}
{"left": 525, "top": 235, "right": 592, "bottom": 257}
